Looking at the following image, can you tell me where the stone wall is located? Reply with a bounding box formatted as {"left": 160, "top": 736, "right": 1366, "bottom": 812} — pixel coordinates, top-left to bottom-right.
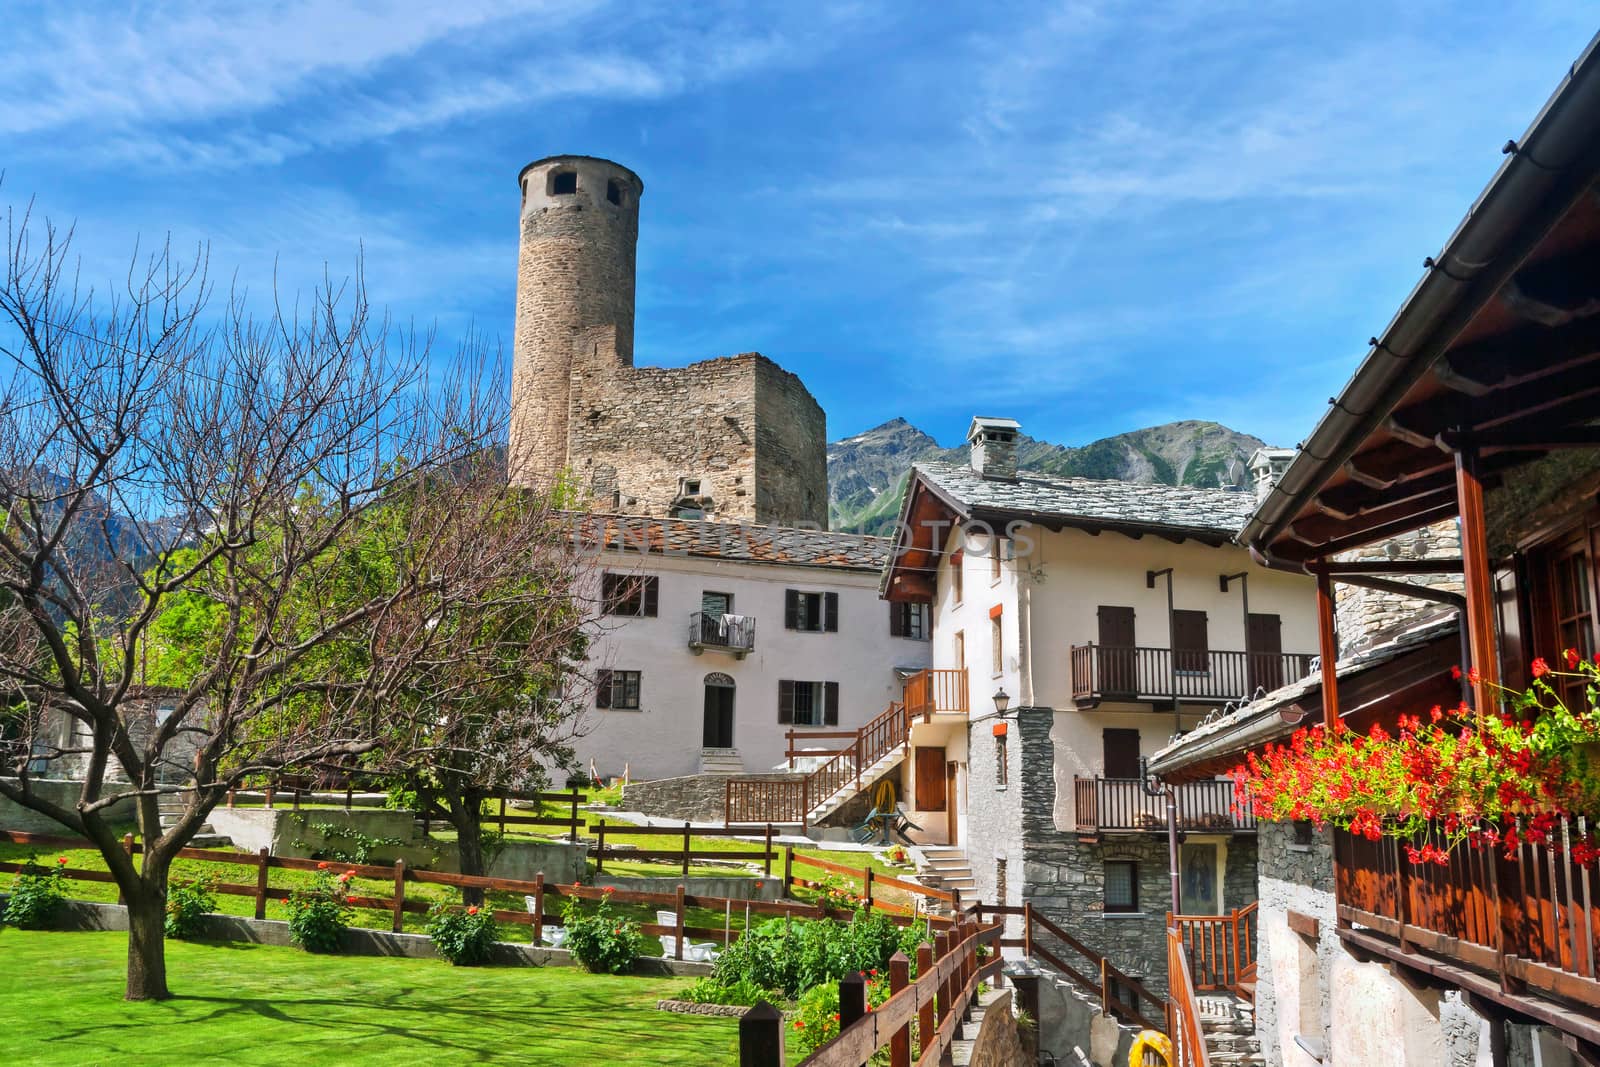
{"left": 622, "top": 771, "right": 801, "bottom": 824}
{"left": 1333, "top": 520, "right": 1462, "bottom": 654}
{"left": 965, "top": 708, "right": 1024, "bottom": 935}
{"left": 0, "top": 778, "right": 135, "bottom": 833}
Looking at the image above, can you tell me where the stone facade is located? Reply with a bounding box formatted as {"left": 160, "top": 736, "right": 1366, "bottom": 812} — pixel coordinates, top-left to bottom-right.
{"left": 1333, "top": 519, "right": 1462, "bottom": 655}
{"left": 508, "top": 154, "right": 827, "bottom": 526}
{"left": 621, "top": 772, "right": 800, "bottom": 824}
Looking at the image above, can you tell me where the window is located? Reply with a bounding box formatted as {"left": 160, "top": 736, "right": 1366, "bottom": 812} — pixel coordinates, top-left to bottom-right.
{"left": 1172, "top": 609, "right": 1210, "bottom": 672}
{"left": 785, "top": 590, "right": 838, "bottom": 632}
{"left": 778, "top": 680, "right": 839, "bottom": 727}
{"left": 996, "top": 857, "right": 1008, "bottom": 905}
{"left": 551, "top": 170, "right": 577, "bottom": 195}
{"left": 991, "top": 538, "right": 1003, "bottom": 583}
{"left": 1104, "top": 860, "right": 1139, "bottom": 913}
{"left": 1103, "top": 728, "right": 1141, "bottom": 779}
{"left": 1552, "top": 546, "right": 1595, "bottom": 707}
{"left": 950, "top": 551, "right": 964, "bottom": 604}
{"left": 606, "top": 178, "right": 624, "bottom": 205}
{"left": 889, "top": 602, "right": 929, "bottom": 640}
{"left": 996, "top": 728, "right": 1009, "bottom": 787}
{"left": 595, "top": 669, "right": 641, "bottom": 710}
{"left": 990, "top": 608, "right": 1003, "bottom": 676}
{"left": 602, "top": 573, "right": 659, "bottom": 617}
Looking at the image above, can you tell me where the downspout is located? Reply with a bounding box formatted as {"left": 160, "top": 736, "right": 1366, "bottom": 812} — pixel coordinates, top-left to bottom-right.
{"left": 1141, "top": 755, "right": 1181, "bottom": 919}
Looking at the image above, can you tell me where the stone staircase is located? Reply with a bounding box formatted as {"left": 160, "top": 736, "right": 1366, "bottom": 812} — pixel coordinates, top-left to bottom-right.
{"left": 1198, "top": 994, "right": 1265, "bottom": 1066}
{"left": 698, "top": 749, "right": 746, "bottom": 775}
{"left": 158, "top": 796, "right": 233, "bottom": 849}
{"left": 916, "top": 845, "right": 975, "bottom": 907}
{"left": 802, "top": 745, "right": 908, "bottom": 825}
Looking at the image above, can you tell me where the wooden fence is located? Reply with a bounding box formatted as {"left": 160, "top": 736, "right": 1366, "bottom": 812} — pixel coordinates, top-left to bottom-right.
{"left": 589, "top": 821, "right": 778, "bottom": 878}
{"left": 1169, "top": 904, "right": 1257, "bottom": 1001}
{"left": 739, "top": 914, "right": 1003, "bottom": 1066}
{"left": 983, "top": 901, "right": 1163, "bottom": 1031}
{"left": 1166, "top": 928, "right": 1211, "bottom": 1067}
{"left": 222, "top": 785, "right": 588, "bottom": 844}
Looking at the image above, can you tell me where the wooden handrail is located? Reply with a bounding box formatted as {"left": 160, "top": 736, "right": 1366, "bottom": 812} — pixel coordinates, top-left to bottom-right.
{"left": 1026, "top": 904, "right": 1164, "bottom": 1029}
{"left": 1069, "top": 642, "right": 1316, "bottom": 705}
{"left": 1169, "top": 903, "right": 1259, "bottom": 1002}
{"left": 1073, "top": 776, "right": 1255, "bottom": 835}
{"left": 1167, "top": 929, "right": 1212, "bottom": 1067}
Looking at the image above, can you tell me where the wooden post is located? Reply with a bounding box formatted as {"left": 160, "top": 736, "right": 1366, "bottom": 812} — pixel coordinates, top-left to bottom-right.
{"left": 1023, "top": 902, "right": 1033, "bottom": 959}
{"left": 227, "top": 787, "right": 235, "bottom": 809}
{"left": 265, "top": 783, "right": 275, "bottom": 809}
{"left": 763, "top": 823, "right": 773, "bottom": 877}
{"left": 1229, "top": 906, "right": 1242, "bottom": 994}
{"left": 682, "top": 822, "right": 692, "bottom": 881}
{"left": 739, "top": 1001, "right": 785, "bottom": 1067}
{"left": 889, "top": 950, "right": 912, "bottom": 1067}
{"left": 595, "top": 821, "right": 606, "bottom": 874}
{"left": 839, "top": 970, "right": 867, "bottom": 1033}
{"left": 674, "top": 885, "right": 687, "bottom": 961}
{"left": 292, "top": 787, "right": 301, "bottom": 812}
{"left": 724, "top": 779, "right": 733, "bottom": 828}
{"left": 498, "top": 796, "right": 506, "bottom": 837}
{"left": 933, "top": 931, "right": 950, "bottom": 1028}
{"left": 917, "top": 943, "right": 936, "bottom": 1053}
{"left": 345, "top": 784, "right": 353, "bottom": 812}
{"left": 116, "top": 833, "right": 134, "bottom": 905}
{"left": 1100, "top": 956, "right": 1110, "bottom": 1015}
{"left": 1314, "top": 568, "right": 1340, "bottom": 732}
{"left": 254, "top": 847, "right": 270, "bottom": 920}
{"left": 801, "top": 778, "right": 810, "bottom": 835}
{"left": 1454, "top": 445, "right": 1500, "bottom": 715}
{"left": 865, "top": 867, "right": 875, "bottom": 910}
{"left": 569, "top": 789, "right": 580, "bottom": 844}
{"left": 391, "top": 860, "right": 406, "bottom": 933}
{"left": 532, "top": 873, "right": 545, "bottom": 945}
{"left": 784, "top": 844, "right": 794, "bottom": 890}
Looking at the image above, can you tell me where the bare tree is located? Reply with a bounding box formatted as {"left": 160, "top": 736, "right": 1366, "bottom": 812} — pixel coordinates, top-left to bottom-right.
{"left": 0, "top": 204, "right": 591, "bottom": 1000}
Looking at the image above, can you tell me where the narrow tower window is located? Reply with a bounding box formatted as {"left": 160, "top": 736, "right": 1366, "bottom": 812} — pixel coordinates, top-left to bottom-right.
{"left": 606, "top": 179, "right": 624, "bottom": 205}
{"left": 551, "top": 171, "right": 577, "bottom": 195}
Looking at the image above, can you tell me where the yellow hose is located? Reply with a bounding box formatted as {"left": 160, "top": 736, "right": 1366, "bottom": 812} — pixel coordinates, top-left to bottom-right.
{"left": 873, "top": 779, "right": 897, "bottom": 813}
{"left": 1129, "top": 1031, "right": 1173, "bottom": 1067}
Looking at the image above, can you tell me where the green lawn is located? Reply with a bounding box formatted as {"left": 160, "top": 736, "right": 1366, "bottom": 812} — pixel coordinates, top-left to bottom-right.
{"left": 0, "top": 929, "right": 739, "bottom": 1065}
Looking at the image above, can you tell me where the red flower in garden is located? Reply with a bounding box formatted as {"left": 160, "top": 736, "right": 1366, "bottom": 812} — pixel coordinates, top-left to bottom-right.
{"left": 317, "top": 861, "right": 330, "bottom": 870}
{"left": 1567, "top": 648, "right": 1582, "bottom": 669}
{"left": 1468, "top": 666, "right": 1481, "bottom": 686}
{"left": 602, "top": 886, "right": 614, "bottom": 895}
{"left": 56, "top": 857, "right": 67, "bottom": 866}
{"left": 467, "top": 906, "right": 479, "bottom": 915}
{"left": 794, "top": 1020, "right": 804, "bottom": 1030}
{"left": 1532, "top": 658, "right": 1550, "bottom": 678}
{"left": 1451, "top": 665, "right": 1462, "bottom": 680}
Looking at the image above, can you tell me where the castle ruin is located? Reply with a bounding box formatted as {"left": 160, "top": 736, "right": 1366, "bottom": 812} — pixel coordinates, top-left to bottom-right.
{"left": 508, "top": 155, "right": 828, "bottom": 527}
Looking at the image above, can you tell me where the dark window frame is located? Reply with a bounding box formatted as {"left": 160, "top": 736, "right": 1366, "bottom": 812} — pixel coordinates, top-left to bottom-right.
{"left": 890, "top": 602, "right": 929, "bottom": 640}
{"left": 778, "top": 679, "right": 839, "bottom": 727}
{"left": 1104, "top": 860, "right": 1139, "bottom": 913}
{"left": 595, "top": 668, "right": 641, "bottom": 711}
{"left": 602, "top": 572, "right": 659, "bottom": 617}
{"left": 550, "top": 170, "right": 577, "bottom": 195}
{"left": 785, "top": 590, "right": 839, "bottom": 633}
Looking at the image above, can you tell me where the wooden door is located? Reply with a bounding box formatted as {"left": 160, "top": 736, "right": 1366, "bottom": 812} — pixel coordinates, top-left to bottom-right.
{"left": 702, "top": 684, "right": 734, "bottom": 748}
{"left": 915, "top": 747, "right": 947, "bottom": 811}
{"left": 1173, "top": 609, "right": 1210, "bottom": 673}
{"left": 1246, "top": 612, "right": 1283, "bottom": 693}
{"left": 1103, "top": 728, "right": 1141, "bottom": 779}
{"left": 1097, "top": 606, "right": 1136, "bottom": 695}
{"left": 945, "top": 762, "right": 959, "bottom": 844}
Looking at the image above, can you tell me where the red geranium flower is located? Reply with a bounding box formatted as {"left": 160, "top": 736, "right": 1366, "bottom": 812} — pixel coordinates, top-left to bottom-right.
{"left": 56, "top": 857, "right": 67, "bottom": 866}
{"left": 1532, "top": 658, "right": 1550, "bottom": 678}
{"left": 1566, "top": 648, "right": 1581, "bottom": 669}
{"left": 467, "top": 906, "right": 479, "bottom": 915}
{"left": 317, "top": 861, "right": 330, "bottom": 870}
{"left": 794, "top": 1020, "right": 804, "bottom": 1030}
{"left": 1450, "top": 665, "right": 1462, "bottom": 680}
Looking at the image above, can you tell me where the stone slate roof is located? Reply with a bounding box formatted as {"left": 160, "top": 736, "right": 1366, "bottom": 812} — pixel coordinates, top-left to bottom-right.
{"left": 915, "top": 461, "right": 1258, "bottom": 536}
{"left": 571, "top": 513, "right": 891, "bottom": 571}
{"left": 1147, "top": 611, "right": 1461, "bottom": 775}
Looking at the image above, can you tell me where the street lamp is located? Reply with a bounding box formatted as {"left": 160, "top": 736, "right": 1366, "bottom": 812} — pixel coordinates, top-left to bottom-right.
{"left": 992, "top": 688, "right": 1010, "bottom": 716}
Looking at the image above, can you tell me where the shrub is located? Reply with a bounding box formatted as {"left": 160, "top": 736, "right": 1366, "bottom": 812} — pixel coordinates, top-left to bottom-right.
{"left": 679, "top": 975, "right": 783, "bottom": 1007}
{"left": 427, "top": 903, "right": 499, "bottom": 966}
{"left": 165, "top": 873, "right": 220, "bottom": 939}
{"left": 561, "top": 890, "right": 643, "bottom": 974}
{"left": 792, "top": 972, "right": 895, "bottom": 1063}
{"left": 3, "top": 857, "right": 69, "bottom": 929}
{"left": 286, "top": 865, "right": 355, "bottom": 952}
{"left": 712, "top": 910, "right": 929, "bottom": 1000}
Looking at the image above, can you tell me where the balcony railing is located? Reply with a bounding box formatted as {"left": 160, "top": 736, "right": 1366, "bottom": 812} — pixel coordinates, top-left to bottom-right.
{"left": 1335, "top": 818, "right": 1600, "bottom": 1025}
{"left": 902, "top": 667, "right": 968, "bottom": 719}
{"left": 1069, "top": 643, "right": 1316, "bottom": 707}
{"left": 688, "top": 612, "right": 755, "bottom": 657}
{"left": 1072, "top": 777, "right": 1256, "bottom": 836}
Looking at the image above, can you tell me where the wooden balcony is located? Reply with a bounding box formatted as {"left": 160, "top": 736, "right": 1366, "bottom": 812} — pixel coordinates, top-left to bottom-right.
{"left": 1069, "top": 643, "right": 1316, "bottom": 708}
{"left": 902, "top": 667, "right": 968, "bottom": 719}
{"left": 1335, "top": 819, "right": 1600, "bottom": 1048}
{"left": 1072, "top": 777, "right": 1255, "bottom": 837}
{"left": 687, "top": 612, "right": 754, "bottom": 658}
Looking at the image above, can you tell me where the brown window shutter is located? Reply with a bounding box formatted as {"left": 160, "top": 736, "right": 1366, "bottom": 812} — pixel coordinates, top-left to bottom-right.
{"left": 778, "top": 680, "right": 794, "bottom": 724}
{"left": 889, "top": 603, "right": 904, "bottom": 637}
{"left": 824, "top": 682, "right": 839, "bottom": 725}
{"left": 784, "top": 590, "right": 800, "bottom": 630}
{"left": 1103, "top": 728, "right": 1141, "bottom": 779}
{"left": 824, "top": 592, "right": 839, "bottom": 633}
{"left": 642, "top": 577, "right": 659, "bottom": 617}
{"left": 1173, "top": 609, "right": 1209, "bottom": 671}
{"left": 595, "top": 669, "right": 612, "bottom": 709}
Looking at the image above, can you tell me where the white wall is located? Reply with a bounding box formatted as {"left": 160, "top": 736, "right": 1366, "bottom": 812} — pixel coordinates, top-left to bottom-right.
{"left": 573, "top": 550, "right": 929, "bottom": 782}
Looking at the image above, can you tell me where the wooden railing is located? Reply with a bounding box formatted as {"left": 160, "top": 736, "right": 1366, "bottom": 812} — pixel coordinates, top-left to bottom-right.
{"left": 903, "top": 667, "right": 969, "bottom": 719}
{"left": 1335, "top": 818, "right": 1600, "bottom": 1016}
{"left": 687, "top": 611, "right": 755, "bottom": 653}
{"left": 417, "top": 789, "right": 585, "bottom": 842}
{"left": 1169, "top": 903, "right": 1258, "bottom": 1001}
{"left": 739, "top": 915, "right": 1003, "bottom": 1066}
{"left": 726, "top": 701, "right": 912, "bottom": 829}
{"left": 1167, "top": 928, "right": 1212, "bottom": 1067}
{"left": 1069, "top": 644, "right": 1316, "bottom": 705}
{"left": 588, "top": 820, "right": 777, "bottom": 878}
{"left": 984, "top": 901, "right": 1164, "bottom": 1031}
{"left": 1073, "top": 777, "right": 1256, "bottom": 835}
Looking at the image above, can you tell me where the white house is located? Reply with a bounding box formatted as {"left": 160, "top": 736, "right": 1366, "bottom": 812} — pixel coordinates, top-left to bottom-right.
{"left": 572, "top": 515, "right": 931, "bottom": 784}
{"left": 880, "top": 417, "right": 1320, "bottom": 989}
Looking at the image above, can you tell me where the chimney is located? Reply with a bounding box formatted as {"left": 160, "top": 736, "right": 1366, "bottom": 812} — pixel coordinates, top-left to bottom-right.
{"left": 967, "top": 417, "right": 1021, "bottom": 481}
{"left": 1248, "top": 447, "right": 1297, "bottom": 504}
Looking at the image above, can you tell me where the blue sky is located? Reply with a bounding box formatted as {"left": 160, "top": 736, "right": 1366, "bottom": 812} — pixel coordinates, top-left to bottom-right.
{"left": 2, "top": 3, "right": 1593, "bottom": 451}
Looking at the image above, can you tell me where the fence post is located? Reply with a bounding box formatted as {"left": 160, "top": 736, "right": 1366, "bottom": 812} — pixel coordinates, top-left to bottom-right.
{"left": 264, "top": 782, "right": 275, "bottom": 809}
{"left": 675, "top": 885, "right": 687, "bottom": 961}
{"left": 532, "top": 873, "right": 545, "bottom": 946}
{"left": 1100, "top": 956, "right": 1110, "bottom": 1016}
{"left": 933, "top": 930, "right": 950, "bottom": 1030}
{"left": 254, "top": 847, "right": 270, "bottom": 920}
{"left": 345, "top": 784, "right": 353, "bottom": 812}
{"left": 724, "top": 779, "right": 733, "bottom": 829}
{"left": 227, "top": 787, "right": 235, "bottom": 809}
{"left": 569, "top": 789, "right": 580, "bottom": 844}
{"left": 391, "top": 860, "right": 406, "bottom": 933}
{"left": 917, "top": 942, "right": 936, "bottom": 1054}
{"left": 1024, "top": 902, "right": 1033, "bottom": 959}
{"left": 801, "top": 778, "right": 809, "bottom": 835}
{"left": 840, "top": 969, "right": 867, "bottom": 1033}
{"left": 595, "top": 821, "right": 606, "bottom": 875}
{"left": 498, "top": 796, "right": 506, "bottom": 837}
{"left": 784, "top": 844, "right": 794, "bottom": 890}
{"left": 889, "top": 950, "right": 912, "bottom": 1067}
{"left": 682, "top": 822, "right": 692, "bottom": 881}
{"left": 292, "top": 787, "right": 301, "bottom": 812}
{"left": 865, "top": 866, "right": 875, "bottom": 910}
{"left": 738, "top": 1001, "right": 785, "bottom": 1067}
{"left": 1229, "top": 906, "right": 1241, "bottom": 993}
{"left": 763, "top": 823, "right": 773, "bottom": 877}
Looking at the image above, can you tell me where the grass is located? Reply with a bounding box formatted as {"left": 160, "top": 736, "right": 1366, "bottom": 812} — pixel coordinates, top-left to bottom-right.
{"left": 0, "top": 928, "right": 740, "bottom": 1065}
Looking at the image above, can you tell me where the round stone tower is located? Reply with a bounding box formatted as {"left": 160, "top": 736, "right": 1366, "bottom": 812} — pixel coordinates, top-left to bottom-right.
{"left": 509, "top": 155, "right": 643, "bottom": 487}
